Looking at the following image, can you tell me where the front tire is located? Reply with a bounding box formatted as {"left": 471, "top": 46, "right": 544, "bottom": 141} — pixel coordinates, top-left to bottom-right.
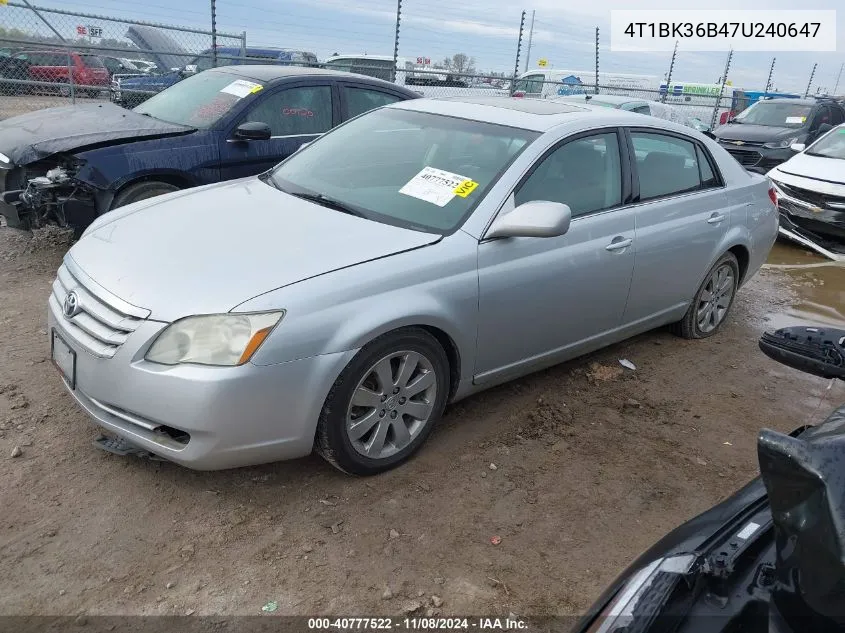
{"left": 111, "top": 180, "right": 180, "bottom": 209}
{"left": 315, "top": 327, "right": 449, "bottom": 475}
{"left": 672, "top": 252, "right": 739, "bottom": 339}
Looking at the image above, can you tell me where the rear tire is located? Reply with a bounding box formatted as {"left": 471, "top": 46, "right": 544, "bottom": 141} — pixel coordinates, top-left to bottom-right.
{"left": 315, "top": 327, "right": 449, "bottom": 476}
{"left": 111, "top": 181, "right": 180, "bottom": 210}
{"left": 672, "top": 252, "right": 739, "bottom": 339}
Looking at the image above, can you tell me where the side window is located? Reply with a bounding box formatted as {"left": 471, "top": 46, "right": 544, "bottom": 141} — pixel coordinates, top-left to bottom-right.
{"left": 242, "top": 85, "right": 332, "bottom": 136}
{"left": 631, "top": 131, "right": 703, "bottom": 200}
{"left": 695, "top": 145, "right": 719, "bottom": 188}
{"left": 344, "top": 87, "right": 403, "bottom": 119}
{"left": 514, "top": 131, "right": 622, "bottom": 217}
{"left": 830, "top": 106, "right": 845, "bottom": 126}
{"left": 630, "top": 104, "right": 652, "bottom": 115}
{"left": 812, "top": 105, "right": 832, "bottom": 129}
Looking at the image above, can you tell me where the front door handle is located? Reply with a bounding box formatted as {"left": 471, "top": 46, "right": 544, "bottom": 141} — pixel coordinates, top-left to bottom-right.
{"left": 707, "top": 213, "right": 727, "bottom": 225}
{"left": 605, "top": 237, "right": 633, "bottom": 252}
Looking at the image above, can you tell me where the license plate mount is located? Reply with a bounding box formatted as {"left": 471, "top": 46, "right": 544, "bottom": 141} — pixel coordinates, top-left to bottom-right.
{"left": 51, "top": 328, "right": 76, "bottom": 390}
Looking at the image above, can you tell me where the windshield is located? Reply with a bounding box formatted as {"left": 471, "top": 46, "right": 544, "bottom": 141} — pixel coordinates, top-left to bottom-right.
{"left": 513, "top": 74, "right": 544, "bottom": 93}
{"left": 733, "top": 101, "right": 812, "bottom": 127}
{"left": 806, "top": 127, "right": 845, "bottom": 159}
{"left": 269, "top": 108, "right": 538, "bottom": 233}
{"left": 134, "top": 71, "right": 263, "bottom": 128}
{"left": 80, "top": 54, "right": 105, "bottom": 68}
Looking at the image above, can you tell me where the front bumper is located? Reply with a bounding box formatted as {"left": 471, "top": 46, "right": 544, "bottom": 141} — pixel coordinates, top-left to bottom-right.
{"left": 47, "top": 297, "right": 357, "bottom": 470}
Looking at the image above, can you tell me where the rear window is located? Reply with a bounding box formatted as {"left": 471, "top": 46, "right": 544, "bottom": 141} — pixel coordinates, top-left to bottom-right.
{"left": 80, "top": 55, "right": 105, "bottom": 68}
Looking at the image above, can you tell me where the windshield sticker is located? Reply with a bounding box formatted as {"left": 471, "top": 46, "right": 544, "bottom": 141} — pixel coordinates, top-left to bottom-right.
{"left": 220, "top": 79, "right": 263, "bottom": 99}
{"left": 785, "top": 116, "right": 805, "bottom": 124}
{"left": 399, "top": 167, "right": 475, "bottom": 207}
{"left": 453, "top": 179, "right": 478, "bottom": 198}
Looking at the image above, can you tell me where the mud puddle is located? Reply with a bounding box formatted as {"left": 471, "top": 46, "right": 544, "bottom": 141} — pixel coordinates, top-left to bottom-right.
{"left": 763, "top": 241, "right": 845, "bottom": 330}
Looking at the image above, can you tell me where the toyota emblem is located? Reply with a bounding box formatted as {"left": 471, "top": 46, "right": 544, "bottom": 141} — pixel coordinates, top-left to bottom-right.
{"left": 63, "top": 291, "right": 80, "bottom": 318}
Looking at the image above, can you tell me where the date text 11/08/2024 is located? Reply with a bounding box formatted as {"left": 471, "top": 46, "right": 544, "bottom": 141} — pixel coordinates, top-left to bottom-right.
{"left": 307, "top": 617, "right": 529, "bottom": 630}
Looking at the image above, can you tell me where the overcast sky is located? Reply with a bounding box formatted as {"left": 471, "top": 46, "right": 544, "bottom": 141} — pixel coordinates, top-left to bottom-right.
{"left": 32, "top": 0, "right": 845, "bottom": 92}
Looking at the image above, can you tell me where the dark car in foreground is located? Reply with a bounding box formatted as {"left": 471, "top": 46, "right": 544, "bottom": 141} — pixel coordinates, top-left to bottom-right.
{"left": 712, "top": 97, "right": 845, "bottom": 173}
{"left": 0, "top": 65, "right": 418, "bottom": 230}
{"left": 574, "top": 324, "right": 845, "bottom": 633}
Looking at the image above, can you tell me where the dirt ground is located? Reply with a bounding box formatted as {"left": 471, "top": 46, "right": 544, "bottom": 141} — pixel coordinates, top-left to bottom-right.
{"left": 1, "top": 227, "right": 843, "bottom": 620}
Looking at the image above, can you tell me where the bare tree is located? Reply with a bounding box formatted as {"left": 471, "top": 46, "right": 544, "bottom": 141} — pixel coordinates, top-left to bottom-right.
{"left": 442, "top": 53, "right": 476, "bottom": 75}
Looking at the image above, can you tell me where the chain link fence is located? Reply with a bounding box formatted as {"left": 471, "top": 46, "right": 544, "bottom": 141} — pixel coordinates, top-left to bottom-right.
{"left": 0, "top": 2, "right": 246, "bottom": 118}
{"left": 321, "top": 64, "right": 738, "bottom": 131}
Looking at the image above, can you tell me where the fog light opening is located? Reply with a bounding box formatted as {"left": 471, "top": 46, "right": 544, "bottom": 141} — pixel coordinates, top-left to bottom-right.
{"left": 153, "top": 425, "right": 191, "bottom": 445}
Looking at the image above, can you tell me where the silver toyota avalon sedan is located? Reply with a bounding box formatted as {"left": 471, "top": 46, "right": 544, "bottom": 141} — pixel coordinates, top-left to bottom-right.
{"left": 47, "top": 97, "right": 779, "bottom": 474}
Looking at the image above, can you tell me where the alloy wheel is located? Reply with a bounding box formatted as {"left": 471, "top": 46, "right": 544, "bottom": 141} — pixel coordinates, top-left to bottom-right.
{"left": 345, "top": 350, "right": 437, "bottom": 459}
{"left": 696, "top": 263, "right": 736, "bottom": 334}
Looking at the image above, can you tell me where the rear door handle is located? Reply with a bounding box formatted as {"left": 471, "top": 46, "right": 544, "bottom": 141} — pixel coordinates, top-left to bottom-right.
{"left": 707, "top": 213, "right": 727, "bottom": 225}
{"left": 605, "top": 237, "right": 633, "bottom": 252}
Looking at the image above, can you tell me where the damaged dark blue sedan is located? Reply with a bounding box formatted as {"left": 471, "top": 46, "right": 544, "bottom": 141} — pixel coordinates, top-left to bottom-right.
{"left": 0, "top": 65, "right": 418, "bottom": 230}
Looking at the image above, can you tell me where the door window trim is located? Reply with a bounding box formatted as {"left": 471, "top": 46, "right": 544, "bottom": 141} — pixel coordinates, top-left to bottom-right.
{"left": 623, "top": 126, "right": 726, "bottom": 206}
{"left": 223, "top": 80, "right": 339, "bottom": 137}
{"left": 480, "top": 126, "right": 632, "bottom": 242}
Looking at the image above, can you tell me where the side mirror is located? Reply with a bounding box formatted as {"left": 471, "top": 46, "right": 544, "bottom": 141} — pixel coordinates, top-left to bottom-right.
{"left": 790, "top": 142, "right": 806, "bottom": 152}
{"left": 486, "top": 200, "right": 572, "bottom": 239}
{"left": 234, "top": 121, "right": 271, "bottom": 141}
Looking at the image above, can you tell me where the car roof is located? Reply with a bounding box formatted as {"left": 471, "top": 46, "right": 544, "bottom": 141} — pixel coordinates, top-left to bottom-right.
{"left": 327, "top": 54, "right": 394, "bottom": 62}
{"left": 208, "top": 65, "right": 415, "bottom": 92}
{"left": 554, "top": 95, "right": 643, "bottom": 106}
{"left": 391, "top": 97, "right": 657, "bottom": 132}
{"left": 761, "top": 97, "right": 817, "bottom": 106}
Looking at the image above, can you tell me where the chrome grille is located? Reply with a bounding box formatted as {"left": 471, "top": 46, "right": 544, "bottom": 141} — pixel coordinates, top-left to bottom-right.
{"left": 49, "top": 262, "right": 148, "bottom": 358}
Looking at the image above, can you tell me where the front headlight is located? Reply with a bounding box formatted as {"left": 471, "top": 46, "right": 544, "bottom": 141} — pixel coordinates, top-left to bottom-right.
{"left": 145, "top": 311, "right": 285, "bottom": 366}
{"left": 763, "top": 137, "right": 799, "bottom": 149}
{"left": 585, "top": 555, "right": 696, "bottom": 633}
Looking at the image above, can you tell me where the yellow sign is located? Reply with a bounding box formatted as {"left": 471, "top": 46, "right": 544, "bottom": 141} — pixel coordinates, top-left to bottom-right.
{"left": 453, "top": 180, "right": 478, "bottom": 198}
{"left": 0, "top": 1, "right": 7, "bottom": 6}
{"left": 538, "top": 58, "right": 548, "bottom": 67}
{"left": 726, "top": 80, "right": 733, "bottom": 86}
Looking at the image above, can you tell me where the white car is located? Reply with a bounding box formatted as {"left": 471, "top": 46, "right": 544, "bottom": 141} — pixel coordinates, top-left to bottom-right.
{"left": 767, "top": 122, "right": 845, "bottom": 260}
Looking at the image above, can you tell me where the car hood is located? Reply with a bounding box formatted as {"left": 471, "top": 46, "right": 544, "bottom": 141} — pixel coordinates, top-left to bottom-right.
{"left": 68, "top": 177, "right": 441, "bottom": 322}
{"left": 769, "top": 152, "right": 845, "bottom": 191}
{"left": 0, "top": 103, "right": 194, "bottom": 166}
{"left": 714, "top": 123, "right": 801, "bottom": 143}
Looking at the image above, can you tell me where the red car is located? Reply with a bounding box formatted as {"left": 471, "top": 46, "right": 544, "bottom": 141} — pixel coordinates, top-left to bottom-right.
{"left": 17, "top": 50, "right": 109, "bottom": 96}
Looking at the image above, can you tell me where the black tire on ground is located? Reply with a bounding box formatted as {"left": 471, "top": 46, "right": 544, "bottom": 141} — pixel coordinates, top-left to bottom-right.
{"left": 111, "top": 181, "right": 180, "bottom": 210}
{"left": 671, "top": 252, "right": 740, "bottom": 340}
{"left": 315, "top": 327, "right": 450, "bottom": 476}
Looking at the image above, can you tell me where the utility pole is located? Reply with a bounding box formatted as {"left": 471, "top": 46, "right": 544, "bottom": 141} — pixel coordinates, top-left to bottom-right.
{"left": 210, "top": 0, "right": 218, "bottom": 67}
{"left": 710, "top": 49, "right": 733, "bottom": 130}
{"left": 512, "top": 10, "right": 526, "bottom": 94}
{"left": 594, "top": 27, "right": 599, "bottom": 94}
{"left": 392, "top": 0, "right": 402, "bottom": 83}
{"left": 523, "top": 10, "right": 535, "bottom": 73}
{"left": 833, "top": 62, "right": 844, "bottom": 95}
{"left": 804, "top": 63, "right": 817, "bottom": 98}
{"left": 661, "top": 40, "right": 678, "bottom": 103}
{"left": 764, "top": 57, "right": 775, "bottom": 98}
